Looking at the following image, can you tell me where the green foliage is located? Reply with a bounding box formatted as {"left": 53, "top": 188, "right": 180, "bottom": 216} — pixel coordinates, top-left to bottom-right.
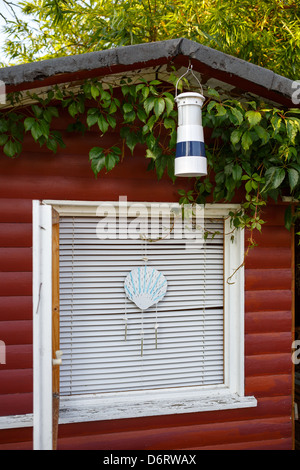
{"left": 1, "top": 0, "right": 300, "bottom": 80}
{"left": 0, "top": 76, "right": 300, "bottom": 244}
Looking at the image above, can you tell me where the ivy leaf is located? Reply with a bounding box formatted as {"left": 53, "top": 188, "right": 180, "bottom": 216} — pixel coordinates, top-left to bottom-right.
{"left": 164, "top": 97, "right": 174, "bottom": 115}
{"left": 154, "top": 98, "right": 165, "bottom": 118}
{"left": 164, "top": 117, "right": 176, "bottom": 130}
{"left": 146, "top": 149, "right": 157, "bottom": 160}
{"left": 167, "top": 157, "right": 175, "bottom": 183}
{"left": 141, "top": 86, "right": 150, "bottom": 100}
{"left": 215, "top": 103, "right": 227, "bottom": 116}
{"left": 24, "top": 117, "right": 36, "bottom": 132}
{"left": 91, "top": 85, "right": 100, "bottom": 100}
{"left": 245, "top": 110, "right": 262, "bottom": 127}
{"left": 124, "top": 111, "right": 136, "bottom": 123}
{"left": 215, "top": 172, "right": 225, "bottom": 185}
{"left": 254, "top": 125, "right": 270, "bottom": 144}
{"left": 149, "top": 85, "right": 159, "bottom": 96}
{"left": 285, "top": 118, "right": 300, "bottom": 144}
{"left": 31, "top": 121, "right": 44, "bottom": 141}
{"left": 163, "top": 92, "right": 174, "bottom": 101}
{"left": 136, "top": 83, "right": 146, "bottom": 93}
{"left": 144, "top": 96, "right": 156, "bottom": 115}
{"left": 149, "top": 80, "right": 162, "bottom": 86}
{"left": 43, "top": 106, "right": 59, "bottom": 123}
{"left": 3, "top": 140, "right": 15, "bottom": 157}
{"left": 137, "top": 107, "right": 147, "bottom": 123}
{"left": 3, "top": 139, "right": 21, "bottom": 157}
{"left": 286, "top": 108, "right": 300, "bottom": 115}
{"left": 284, "top": 206, "right": 292, "bottom": 230}
{"left": 120, "top": 127, "right": 140, "bottom": 154}
{"left": 241, "top": 131, "right": 253, "bottom": 150}
{"left": 125, "top": 132, "right": 139, "bottom": 155}
{"left": 0, "top": 119, "right": 8, "bottom": 133}
{"left": 67, "top": 121, "right": 86, "bottom": 135}
{"left": 46, "top": 137, "right": 58, "bottom": 153}
{"left": 264, "top": 166, "right": 286, "bottom": 190}
{"left": 145, "top": 133, "right": 156, "bottom": 150}
{"left": 106, "top": 115, "right": 116, "bottom": 129}
{"left": 290, "top": 162, "right": 300, "bottom": 172}
{"left": 230, "top": 129, "right": 242, "bottom": 145}
{"left": 0, "top": 134, "right": 8, "bottom": 146}
{"left": 108, "top": 101, "right": 118, "bottom": 114}
{"left": 146, "top": 115, "right": 157, "bottom": 132}
{"left": 121, "top": 84, "right": 130, "bottom": 97}
{"left": 43, "top": 109, "right": 53, "bottom": 123}
{"left": 51, "top": 130, "right": 66, "bottom": 149}
{"left": 87, "top": 107, "right": 98, "bottom": 115}
{"left": 89, "top": 146, "right": 106, "bottom": 177}
{"left": 230, "top": 107, "right": 243, "bottom": 125}
{"left": 39, "top": 120, "right": 50, "bottom": 138}
{"left": 31, "top": 105, "right": 43, "bottom": 118}
{"left": 207, "top": 88, "right": 220, "bottom": 99}
{"left": 123, "top": 103, "right": 133, "bottom": 114}
{"left": 245, "top": 179, "right": 253, "bottom": 193}
{"left": 241, "top": 161, "right": 252, "bottom": 176}
{"left": 47, "top": 106, "right": 59, "bottom": 118}
{"left": 105, "top": 152, "right": 119, "bottom": 171}
{"left": 224, "top": 162, "right": 234, "bottom": 175}
{"left": 232, "top": 164, "right": 242, "bottom": 182}
{"left": 271, "top": 114, "right": 282, "bottom": 133}
{"left": 155, "top": 155, "right": 168, "bottom": 179}
{"left": 86, "top": 113, "right": 99, "bottom": 127}
{"left": 169, "top": 129, "right": 177, "bottom": 149}
{"left": 68, "top": 102, "right": 78, "bottom": 118}
{"left": 207, "top": 101, "right": 216, "bottom": 113}
{"left": 287, "top": 167, "right": 299, "bottom": 191}
{"left": 97, "top": 115, "right": 109, "bottom": 133}
{"left": 100, "top": 90, "right": 111, "bottom": 102}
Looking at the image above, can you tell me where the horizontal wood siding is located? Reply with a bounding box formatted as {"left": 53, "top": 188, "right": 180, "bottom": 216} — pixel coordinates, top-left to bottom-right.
{"left": 0, "top": 114, "right": 294, "bottom": 450}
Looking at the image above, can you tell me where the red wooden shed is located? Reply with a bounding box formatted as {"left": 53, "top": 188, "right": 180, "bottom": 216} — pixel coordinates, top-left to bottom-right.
{"left": 0, "top": 38, "right": 298, "bottom": 451}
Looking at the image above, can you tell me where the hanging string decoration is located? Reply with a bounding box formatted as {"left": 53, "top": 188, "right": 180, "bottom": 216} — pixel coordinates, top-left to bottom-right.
{"left": 124, "top": 265, "right": 167, "bottom": 355}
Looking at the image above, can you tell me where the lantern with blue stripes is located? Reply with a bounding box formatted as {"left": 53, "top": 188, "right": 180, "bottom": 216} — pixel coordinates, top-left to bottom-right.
{"left": 174, "top": 67, "right": 207, "bottom": 177}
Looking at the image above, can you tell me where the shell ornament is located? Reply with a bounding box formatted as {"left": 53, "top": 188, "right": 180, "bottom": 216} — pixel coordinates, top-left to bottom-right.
{"left": 124, "top": 266, "right": 167, "bottom": 355}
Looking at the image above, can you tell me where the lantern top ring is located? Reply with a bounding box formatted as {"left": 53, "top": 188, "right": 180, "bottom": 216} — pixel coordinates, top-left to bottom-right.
{"left": 175, "top": 91, "right": 205, "bottom": 105}
{"left": 175, "top": 63, "right": 204, "bottom": 98}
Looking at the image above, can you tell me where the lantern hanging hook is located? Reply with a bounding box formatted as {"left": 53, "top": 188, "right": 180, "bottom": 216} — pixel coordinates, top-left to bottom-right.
{"left": 175, "top": 61, "right": 204, "bottom": 98}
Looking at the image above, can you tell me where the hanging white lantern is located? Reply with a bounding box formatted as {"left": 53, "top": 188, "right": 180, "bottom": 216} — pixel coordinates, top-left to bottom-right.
{"left": 174, "top": 66, "right": 207, "bottom": 177}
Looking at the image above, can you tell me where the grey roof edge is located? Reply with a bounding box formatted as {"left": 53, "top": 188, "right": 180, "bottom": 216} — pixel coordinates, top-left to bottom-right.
{"left": 0, "top": 39, "right": 183, "bottom": 87}
{"left": 179, "top": 39, "right": 294, "bottom": 101}
{"left": 0, "top": 37, "right": 295, "bottom": 102}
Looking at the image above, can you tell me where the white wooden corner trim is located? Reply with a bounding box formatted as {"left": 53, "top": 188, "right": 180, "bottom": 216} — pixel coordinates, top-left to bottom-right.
{"left": 32, "top": 200, "right": 53, "bottom": 450}
{"left": 224, "top": 218, "right": 245, "bottom": 396}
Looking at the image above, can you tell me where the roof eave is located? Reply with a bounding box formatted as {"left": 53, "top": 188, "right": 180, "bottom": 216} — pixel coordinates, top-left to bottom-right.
{"left": 0, "top": 38, "right": 297, "bottom": 108}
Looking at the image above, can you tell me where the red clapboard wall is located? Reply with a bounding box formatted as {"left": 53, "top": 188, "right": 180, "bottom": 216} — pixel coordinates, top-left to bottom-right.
{"left": 0, "top": 110, "right": 294, "bottom": 450}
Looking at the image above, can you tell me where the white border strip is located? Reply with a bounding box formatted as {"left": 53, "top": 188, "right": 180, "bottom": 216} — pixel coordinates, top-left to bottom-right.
{"left": 32, "top": 201, "right": 53, "bottom": 450}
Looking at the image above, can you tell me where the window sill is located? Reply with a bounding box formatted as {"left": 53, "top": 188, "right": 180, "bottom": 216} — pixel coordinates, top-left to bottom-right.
{"left": 0, "top": 388, "right": 257, "bottom": 429}
{"left": 59, "top": 387, "right": 257, "bottom": 424}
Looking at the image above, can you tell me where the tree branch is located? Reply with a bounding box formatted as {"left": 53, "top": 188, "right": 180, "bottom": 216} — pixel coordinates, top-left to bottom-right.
{"left": 1, "top": 0, "right": 21, "bottom": 22}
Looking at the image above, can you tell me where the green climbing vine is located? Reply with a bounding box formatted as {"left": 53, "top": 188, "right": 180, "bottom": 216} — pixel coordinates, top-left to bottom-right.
{"left": 0, "top": 72, "right": 300, "bottom": 255}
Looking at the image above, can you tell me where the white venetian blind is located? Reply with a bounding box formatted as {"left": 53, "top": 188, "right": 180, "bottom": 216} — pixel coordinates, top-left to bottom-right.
{"left": 59, "top": 211, "right": 224, "bottom": 396}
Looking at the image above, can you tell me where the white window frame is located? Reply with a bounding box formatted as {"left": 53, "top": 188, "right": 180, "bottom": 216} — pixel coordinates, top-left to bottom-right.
{"left": 0, "top": 200, "right": 257, "bottom": 449}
